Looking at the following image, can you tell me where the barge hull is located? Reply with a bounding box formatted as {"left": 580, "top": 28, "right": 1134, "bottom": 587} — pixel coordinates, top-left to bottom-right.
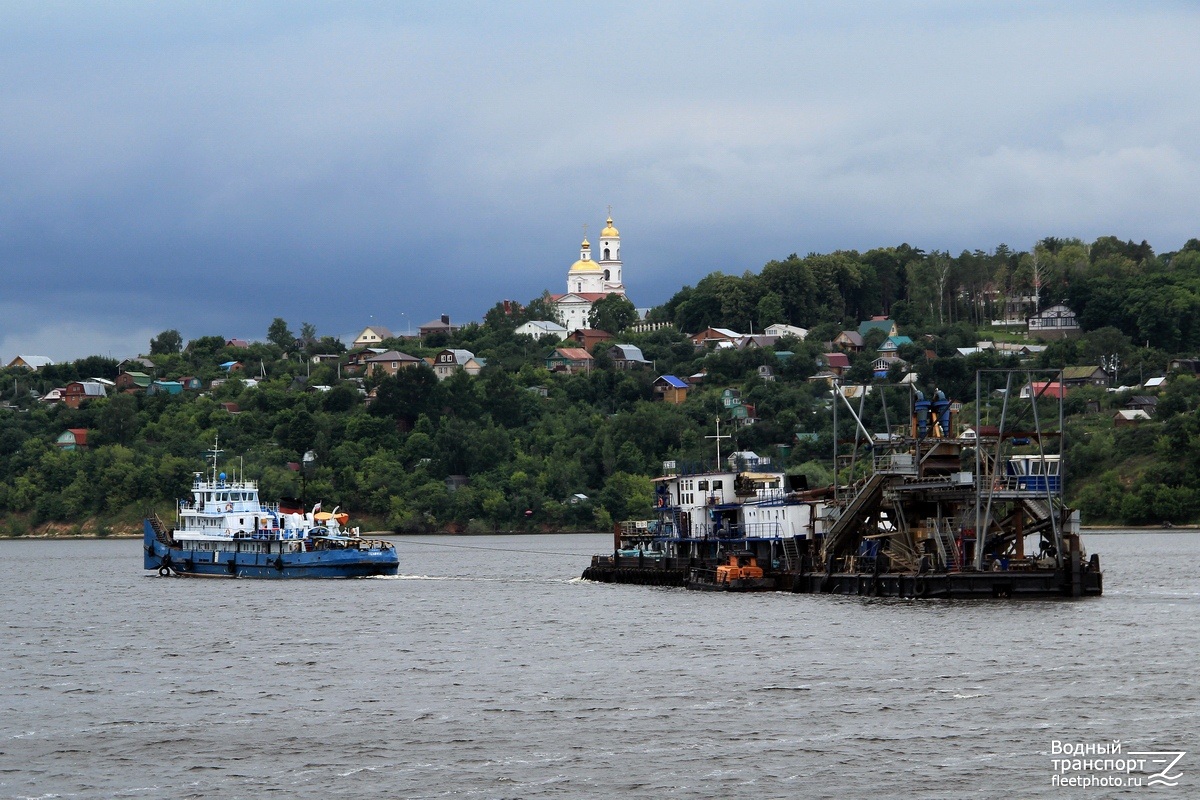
{"left": 582, "top": 562, "right": 1102, "bottom": 598}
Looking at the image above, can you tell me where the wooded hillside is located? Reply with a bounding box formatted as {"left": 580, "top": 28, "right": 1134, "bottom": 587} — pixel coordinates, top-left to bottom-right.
{"left": 3, "top": 234, "right": 1200, "bottom": 534}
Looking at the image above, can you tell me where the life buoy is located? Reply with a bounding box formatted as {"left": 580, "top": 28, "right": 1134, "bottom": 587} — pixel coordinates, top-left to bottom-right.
{"left": 225, "top": 502, "right": 233, "bottom": 512}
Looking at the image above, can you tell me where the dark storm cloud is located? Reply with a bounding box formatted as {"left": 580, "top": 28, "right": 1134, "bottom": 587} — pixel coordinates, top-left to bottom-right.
{"left": 1, "top": 2, "right": 1198, "bottom": 360}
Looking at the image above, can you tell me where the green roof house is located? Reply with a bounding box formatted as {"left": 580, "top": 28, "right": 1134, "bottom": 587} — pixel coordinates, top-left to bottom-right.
{"left": 857, "top": 317, "right": 898, "bottom": 338}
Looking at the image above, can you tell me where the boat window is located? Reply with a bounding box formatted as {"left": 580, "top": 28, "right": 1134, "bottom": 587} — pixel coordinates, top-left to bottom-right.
{"left": 713, "top": 480, "right": 723, "bottom": 489}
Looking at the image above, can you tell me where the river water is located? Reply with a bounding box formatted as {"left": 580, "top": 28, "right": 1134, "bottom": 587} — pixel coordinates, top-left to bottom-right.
{"left": 1, "top": 532, "right": 1195, "bottom": 799}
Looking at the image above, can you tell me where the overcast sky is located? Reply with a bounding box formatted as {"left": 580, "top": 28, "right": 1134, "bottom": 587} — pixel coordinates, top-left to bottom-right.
{"left": 2, "top": 1, "right": 1198, "bottom": 362}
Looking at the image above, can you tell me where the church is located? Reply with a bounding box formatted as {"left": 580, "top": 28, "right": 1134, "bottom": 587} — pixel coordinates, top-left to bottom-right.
{"left": 551, "top": 214, "right": 627, "bottom": 332}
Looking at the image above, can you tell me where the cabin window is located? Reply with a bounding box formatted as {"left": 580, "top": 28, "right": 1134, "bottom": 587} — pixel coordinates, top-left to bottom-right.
{"left": 713, "top": 480, "right": 723, "bottom": 489}
{"left": 698, "top": 481, "right": 708, "bottom": 490}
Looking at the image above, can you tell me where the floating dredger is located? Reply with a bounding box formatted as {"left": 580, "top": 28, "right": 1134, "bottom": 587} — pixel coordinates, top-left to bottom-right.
{"left": 583, "top": 369, "right": 1102, "bottom": 598}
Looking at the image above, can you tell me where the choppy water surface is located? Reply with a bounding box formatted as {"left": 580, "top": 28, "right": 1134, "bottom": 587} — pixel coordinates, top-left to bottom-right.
{"left": 1, "top": 532, "right": 1196, "bottom": 799}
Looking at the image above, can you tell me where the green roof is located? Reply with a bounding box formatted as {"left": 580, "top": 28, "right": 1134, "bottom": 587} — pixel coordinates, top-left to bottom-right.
{"left": 1062, "top": 366, "right": 1105, "bottom": 380}
{"left": 857, "top": 319, "right": 897, "bottom": 337}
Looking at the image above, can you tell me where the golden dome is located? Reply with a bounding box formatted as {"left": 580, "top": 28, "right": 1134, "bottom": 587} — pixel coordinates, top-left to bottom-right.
{"left": 570, "top": 257, "right": 602, "bottom": 273}
{"left": 600, "top": 217, "right": 619, "bottom": 238}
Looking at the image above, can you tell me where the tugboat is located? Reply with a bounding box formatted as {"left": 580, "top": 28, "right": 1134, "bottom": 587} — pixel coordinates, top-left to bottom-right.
{"left": 582, "top": 369, "right": 1103, "bottom": 599}
{"left": 144, "top": 442, "right": 398, "bottom": 578}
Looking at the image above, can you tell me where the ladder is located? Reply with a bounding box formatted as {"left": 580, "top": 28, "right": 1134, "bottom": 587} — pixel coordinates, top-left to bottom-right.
{"left": 149, "top": 513, "right": 173, "bottom": 545}
{"left": 930, "top": 519, "right": 960, "bottom": 571}
{"left": 781, "top": 536, "right": 801, "bottom": 570}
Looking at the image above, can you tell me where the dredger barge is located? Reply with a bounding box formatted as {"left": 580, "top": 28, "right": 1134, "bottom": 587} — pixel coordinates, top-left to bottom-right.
{"left": 583, "top": 370, "right": 1102, "bottom": 599}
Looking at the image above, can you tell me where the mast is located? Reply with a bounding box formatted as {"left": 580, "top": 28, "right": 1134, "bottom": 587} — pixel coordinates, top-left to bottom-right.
{"left": 205, "top": 436, "right": 223, "bottom": 484}
{"left": 706, "top": 417, "right": 731, "bottom": 470}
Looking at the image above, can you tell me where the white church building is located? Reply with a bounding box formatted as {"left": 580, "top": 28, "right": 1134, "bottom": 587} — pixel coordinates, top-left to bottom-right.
{"left": 551, "top": 214, "right": 628, "bottom": 332}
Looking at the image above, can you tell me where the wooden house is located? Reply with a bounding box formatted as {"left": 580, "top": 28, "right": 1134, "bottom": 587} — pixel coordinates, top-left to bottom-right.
{"left": 653, "top": 375, "right": 689, "bottom": 404}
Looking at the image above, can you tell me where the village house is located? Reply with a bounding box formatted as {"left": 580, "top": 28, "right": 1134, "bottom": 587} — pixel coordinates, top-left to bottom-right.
{"left": 147, "top": 380, "right": 184, "bottom": 396}
{"left": 1168, "top": 358, "right": 1200, "bottom": 374}
{"left": 569, "top": 328, "right": 613, "bottom": 351}
{"left": 873, "top": 356, "right": 907, "bottom": 379}
{"left": 515, "top": 320, "right": 567, "bottom": 338}
{"left": 877, "top": 335, "right": 913, "bottom": 355}
{"left": 364, "top": 350, "right": 423, "bottom": 377}
{"left": 1061, "top": 365, "right": 1109, "bottom": 389}
{"left": 62, "top": 381, "right": 107, "bottom": 408}
{"left": 545, "top": 348, "right": 594, "bottom": 374}
{"left": 1113, "top": 409, "right": 1151, "bottom": 427}
{"left": 819, "top": 352, "right": 851, "bottom": 377}
{"left": 345, "top": 348, "right": 387, "bottom": 372}
{"left": 691, "top": 327, "right": 743, "bottom": 348}
{"left": 117, "top": 357, "right": 154, "bottom": 373}
{"left": 419, "top": 315, "right": 459, "bottom": 338}
{"left": 608, "top": 344, "right": 650, "bottom": 370}
{"left": 652, "top": 375, "right": 689, "bottom": 404}
{"left": 1027, "top": 304, "right": 1081, "bottom": 340}
{"left": 833, "top": 331, "right": 864, "bottom": 352}
{"left": 55, "top": 429, "right": 89, "bottom": 450}
{"left": 352, "top": 326, "right": 393, "bottom": 348}
{"left": 115, "top": 371, "right": 152, "bottom": 391}
{"left": 7, "top": 355, "right": 53, "bottom": 370}
{"left": 1022, "top": 381, "right": 1067, "bottom": 399}
{"left": 1124, "top": 396, "right": 1158, "bottom": 416}
{"left": 738, "top": 335, "right": 781, "bottom": 350}
{"left": 858, "top": 317, "right": 899, "bottom": 338}
{"left": 430, "top": 348, "right": 485, "bottom": 380}
{"left": 764, "top": 323, "right": 808, "bottom": 340}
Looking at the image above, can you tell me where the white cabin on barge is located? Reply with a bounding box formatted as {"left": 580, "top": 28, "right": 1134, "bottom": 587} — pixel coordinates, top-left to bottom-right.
{"left": 654, "top": 468, "right": 827, "bottom": 541}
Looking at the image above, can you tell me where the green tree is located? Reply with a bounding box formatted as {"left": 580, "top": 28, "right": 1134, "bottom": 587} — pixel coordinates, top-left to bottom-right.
{"left": 267, "top": 318, "right": 295, "bottom": 350}
{"left": 756, "top": 292, "right": 785, "bottom": 330}
{"left": 599, "top": 471, "right": 654, "bottom": 522}
{"left": 150, "top": 329, "right": 183, "bottom": 355}
{"left": 588, "top": 294, "right": 638, "bottom": 333}
{"left": 97, "top": 394, "right": 139, "bottom": 445}
{"left": 300, "top": 322, "right": 318, "bottom": 347}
